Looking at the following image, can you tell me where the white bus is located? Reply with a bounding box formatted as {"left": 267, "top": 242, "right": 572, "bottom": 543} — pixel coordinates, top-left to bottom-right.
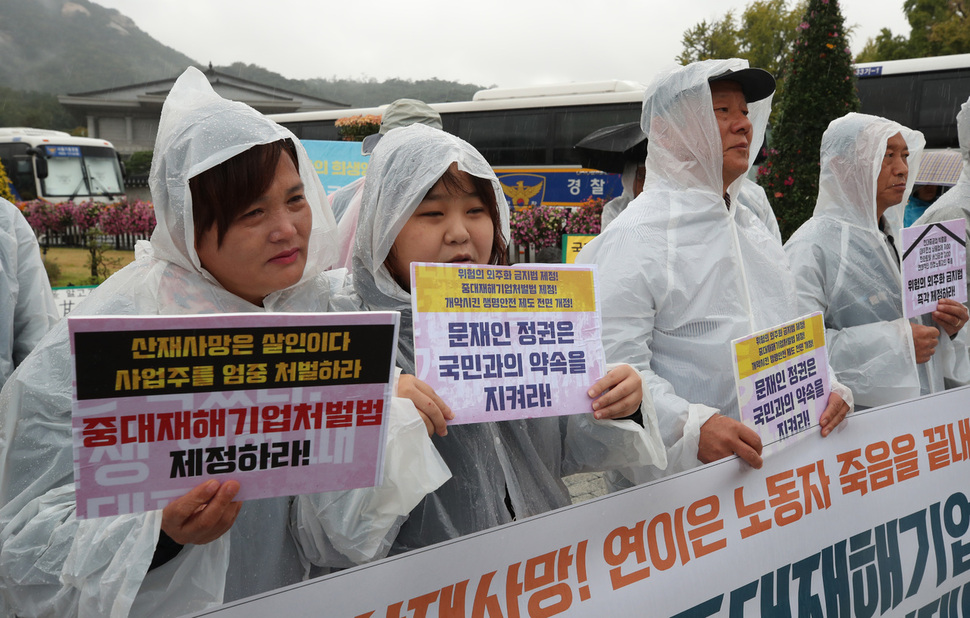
{"left": 0, "top": 128, "right": 126, "bottom": 203}
{"left": 269, "top": 81, "right": 645, "bottom": 207}
{"left": 854, "top": 53, "right": 970, "bottom": 148}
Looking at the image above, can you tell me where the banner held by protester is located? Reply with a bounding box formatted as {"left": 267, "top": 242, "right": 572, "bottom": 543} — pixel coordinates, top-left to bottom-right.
{"left": 411, "top": 262, "right": 607, "bottom": 424}
{"left": 190, "top": 386, "right": 970, "bottom": 617}
{"left": 69, "top": 311, "right": 399, "bottom": 519}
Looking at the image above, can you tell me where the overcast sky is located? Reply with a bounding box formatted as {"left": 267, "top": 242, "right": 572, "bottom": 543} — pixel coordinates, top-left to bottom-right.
{"left": 93, "top": 0, "right": 911, "bottom": 89}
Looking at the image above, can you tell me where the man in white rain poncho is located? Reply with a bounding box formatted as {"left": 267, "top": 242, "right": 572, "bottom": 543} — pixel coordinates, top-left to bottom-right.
{"left": 917, "top": 96, "right": 970, "bottom": 302}
{"left": 0, "top": 67, "right": 449, "bottom": 617}
{"left": 335, "top": 123, "right": 666, "bottom": 553}
{"left": 785, "top": 113, "right": 970, "bottom": 409}
{"left": 576, "top": 59, "right": 852, "bottom": 483}
{"left": 0, "top": 196, "right": 58, "bottom": 390}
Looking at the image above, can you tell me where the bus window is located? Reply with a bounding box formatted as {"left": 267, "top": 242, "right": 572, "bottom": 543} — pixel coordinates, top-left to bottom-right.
{"left": 85, "top": 152, "right": 124, "bottom": 194}
{"left": 0, "top": 143, "right": 37, "bottom": 201}
{"left": 41, "top": 150, "right": 86, "bottom": 198}
{"left": 856, "top": 74, "right": 917, "bottom": 128}
{"left": 554, "top": 105, "right": 641, "bottom": 166}
{"left": 454, "top": 111, "right": 550, "bottom": 166}
{"left": 918, "top": 75, "right": 970, "bottom": 147}
{"left": 298, "top": 122, "right": 341, "bottom": 141}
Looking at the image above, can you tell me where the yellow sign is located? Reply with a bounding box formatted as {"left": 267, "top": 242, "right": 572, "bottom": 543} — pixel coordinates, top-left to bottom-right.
{"left": 734, "top": 313, "right": 826, "bottom": 381}
{"left": 562, "top": 234, "right": 597, "bottom": 264}
{"left": 412, "top": 263, "right": 596, "bottom": 314}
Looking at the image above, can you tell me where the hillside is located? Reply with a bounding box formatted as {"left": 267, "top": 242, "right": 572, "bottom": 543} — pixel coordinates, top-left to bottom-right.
{"left": 0, "top": 0, "right": 197, "bottom": 93}
{"left": 0, "top": 0, "right": 485, "bottom": 119}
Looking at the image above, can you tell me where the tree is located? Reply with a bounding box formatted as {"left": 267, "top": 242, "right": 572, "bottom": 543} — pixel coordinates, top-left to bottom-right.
{"left": 677, "top": 13, "right": 741, "bottom": 65}
{"left": 760, "top": 0, "right": 860, "bottom": 239}
{"left": 855, "top": 0, "right": 970, "bottom": 61}
{"left": 678, "top": 1, "right": 805, "bottom": 81}
{"left": 0, "top": 160, "right": 16, "bottom": 203}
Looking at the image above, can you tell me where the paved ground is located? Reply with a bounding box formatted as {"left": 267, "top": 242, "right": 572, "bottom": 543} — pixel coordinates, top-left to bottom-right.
{"left": 564, "top": 471, "right": 608, "bottom": 504}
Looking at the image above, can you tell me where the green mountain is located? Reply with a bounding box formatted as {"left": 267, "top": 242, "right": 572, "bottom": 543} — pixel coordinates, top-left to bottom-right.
{"left": 0, "top": 0, "right": 198, "bottom": 93}
{"left": 0, "top": 0, "right": 486, "bottom": 116}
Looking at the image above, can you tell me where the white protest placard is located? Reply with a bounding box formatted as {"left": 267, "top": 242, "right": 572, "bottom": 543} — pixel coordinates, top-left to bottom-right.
{"left": 901, "top": 218, "right": 967, "bottom": 318}
{"left": 52, "top": 285, "right": 96, "bottom": 317}
{"left": 411, "top": 262, "right": 607, "bottom": 424}
{"left": 191, "top": 386, "right": 970, "bottom": 618}
{"left": 69, "top": 311, "right": 399, "bottom": 519}
{"left": 732, "top": 312, "right": 830, "bottom": 448}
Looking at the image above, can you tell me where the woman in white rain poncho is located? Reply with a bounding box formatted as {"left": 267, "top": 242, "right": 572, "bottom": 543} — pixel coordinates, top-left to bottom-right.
{"left": 917, "top": 96, "right": 970, "bottom": 301}
{"left": 0, "top": 197, "right": 58, "bottom": 390}
{"left": 785, "top": 113, "right": 970, "bottom": 409}
{"left": 336, "top": 123, "right": 665, "bottom": 553}
{"left": 0, "top": 67, "right": 449, "bottom": 617}
{"left": 576, "top": 59, "right": 852, "bottom": 484}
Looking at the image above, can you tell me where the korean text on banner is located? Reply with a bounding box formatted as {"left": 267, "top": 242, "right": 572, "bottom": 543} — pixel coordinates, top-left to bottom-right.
{"left": 300, "top": 139, "right": 370, "bottom": 194}
{"left": 410, "top": 262, "right": 606, "bottom": 424}
{"left": 901, "top": 218, "right": 968, "bottom": 319}
{"left": 190, "top": 386, "right": 970, "bottom": 618}
{"left": 69, "top": 311, "right": 399, "bottom": 519}
{"left": 732, "top": 312, "right": 829, "bottom": 447}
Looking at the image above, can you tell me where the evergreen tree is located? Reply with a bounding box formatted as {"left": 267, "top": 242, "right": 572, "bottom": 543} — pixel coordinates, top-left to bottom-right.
{"left": 0, "top": 160, "right": 15, "bottom": 203}
{"left": 760, "top": 0, "right": 860, "bottom": 239}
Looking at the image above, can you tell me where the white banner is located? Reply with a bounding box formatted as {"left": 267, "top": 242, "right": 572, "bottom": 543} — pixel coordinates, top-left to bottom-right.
{"left": 190, "top": 387, "right": 970, "bottom": 617}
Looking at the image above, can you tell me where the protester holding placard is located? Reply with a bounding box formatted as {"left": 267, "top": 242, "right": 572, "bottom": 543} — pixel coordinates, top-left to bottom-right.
{"left": 334, "top": 122, "right": 666, "bottom": 554}
{"left": 917, "top": 96, "right": 970, "bottom": 303}
{"left": 785, "top": 113, "right": 970, "bottom": 410}
{"left": 0, "top": 67, "right": 450, "bottom": 617}
{"left": 576, "top": 59, "right": 853, "bottom": 486}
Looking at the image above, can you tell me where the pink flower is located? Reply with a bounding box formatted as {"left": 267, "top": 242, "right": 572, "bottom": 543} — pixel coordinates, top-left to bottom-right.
{"left": 784, "top": 176, "right": 794, "bottom": 186}
{"left": 798, "top": 21, "right": 810, "bottom": 30}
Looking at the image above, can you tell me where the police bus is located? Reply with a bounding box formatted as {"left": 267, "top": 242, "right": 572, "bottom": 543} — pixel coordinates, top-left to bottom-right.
{"left": 0, "top": 128, "right": 126, "bottom": 203}
{"left": 854, "top": 53, "right": 970, "bottom": 148}
{"left": 268, "top": 81, "right": 645, "bottom": 208}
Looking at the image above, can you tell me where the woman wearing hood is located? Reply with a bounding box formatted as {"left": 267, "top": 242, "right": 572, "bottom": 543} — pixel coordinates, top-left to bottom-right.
{"left": 0, "top": 67, "right": 449, "bottom": 617}
{"left": 785, "top": 113, "right": 970, "bottom": 409}
{"left": 576, "top": 59, "right": 852, "bottom": 486}
{"left": 333, "top": 122, "right": 666, "bottom": 554}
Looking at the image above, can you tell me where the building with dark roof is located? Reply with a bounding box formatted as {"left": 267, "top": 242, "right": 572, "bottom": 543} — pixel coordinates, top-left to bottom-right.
{"left": 58, "top": 65, "right": 348, "bottom": 155}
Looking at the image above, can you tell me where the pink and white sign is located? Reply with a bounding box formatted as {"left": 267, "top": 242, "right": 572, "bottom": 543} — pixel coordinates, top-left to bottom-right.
{"left": 69, "top": 311, "right": 399, "bottom": 519}
{"left": 411, "top": 262, "right": 607, "bottom": 424}
{"left": 901, "top": 218, "right": 967, "bottom": 318}
{"left": 732, "top": 312, "right": 830, "bottom": 449}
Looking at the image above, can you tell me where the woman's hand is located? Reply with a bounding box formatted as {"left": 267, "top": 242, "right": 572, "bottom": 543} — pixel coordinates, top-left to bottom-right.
{"left": 161, "top": 479, "right": 242, "bottom": 545}
{"left": 818, "top": 392, "right": 850, "bottom": 437}
{"left": 398, "top": 374, "right": 454, "bottom": 437}
{"left": 587, "top": 364, "right": 643, "bottom": 420}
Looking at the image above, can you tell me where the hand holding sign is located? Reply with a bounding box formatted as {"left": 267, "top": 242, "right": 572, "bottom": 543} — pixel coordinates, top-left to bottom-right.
{"left": 931, "top": 297, "right": 969, "bottom": 337}
{"left": 911, "top": 323, "right": 941, "bottom": 363}
{"left": 161, "top": 479, "right": 242, "bottom": 545}
{"left": 697, "top": 414, "right": 763, "bottom": 468}
{"left": 587, "top": 364, "right": 643, "bottom": 420}
{"left": 397, "top": 374, "right": 454, "bottom": 437}
{"left": 817, "top": 391, "right": 851, "bottom": 437}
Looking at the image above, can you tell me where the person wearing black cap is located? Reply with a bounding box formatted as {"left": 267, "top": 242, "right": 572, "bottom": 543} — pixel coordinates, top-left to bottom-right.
{"left": 577, "top": 59, "right": 852, "bottom": 487}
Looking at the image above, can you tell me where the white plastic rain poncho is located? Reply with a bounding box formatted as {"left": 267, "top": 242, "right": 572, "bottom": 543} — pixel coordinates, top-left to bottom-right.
{"left": 0, "top": 197, "right": 58, "bottom": 390}
{"left": 576, "top": 59, "right": 852, "bottom": 482}
{"left": 917, "top": 96, "right": 970, "bottom": 301}
{"left": 600, "top": 162, "right": 638, "bottom": 230}
{"left": 785, "top": 113, "right": 969, "bottom": 409}
{"left": 0, "top": 67, "right": 449, "bottom": 618}
{"left": 738, "top": 177, "right": 782, "bottom": 243}
{"left": 336, "top": 123, "right": 665, "bottom": 553}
